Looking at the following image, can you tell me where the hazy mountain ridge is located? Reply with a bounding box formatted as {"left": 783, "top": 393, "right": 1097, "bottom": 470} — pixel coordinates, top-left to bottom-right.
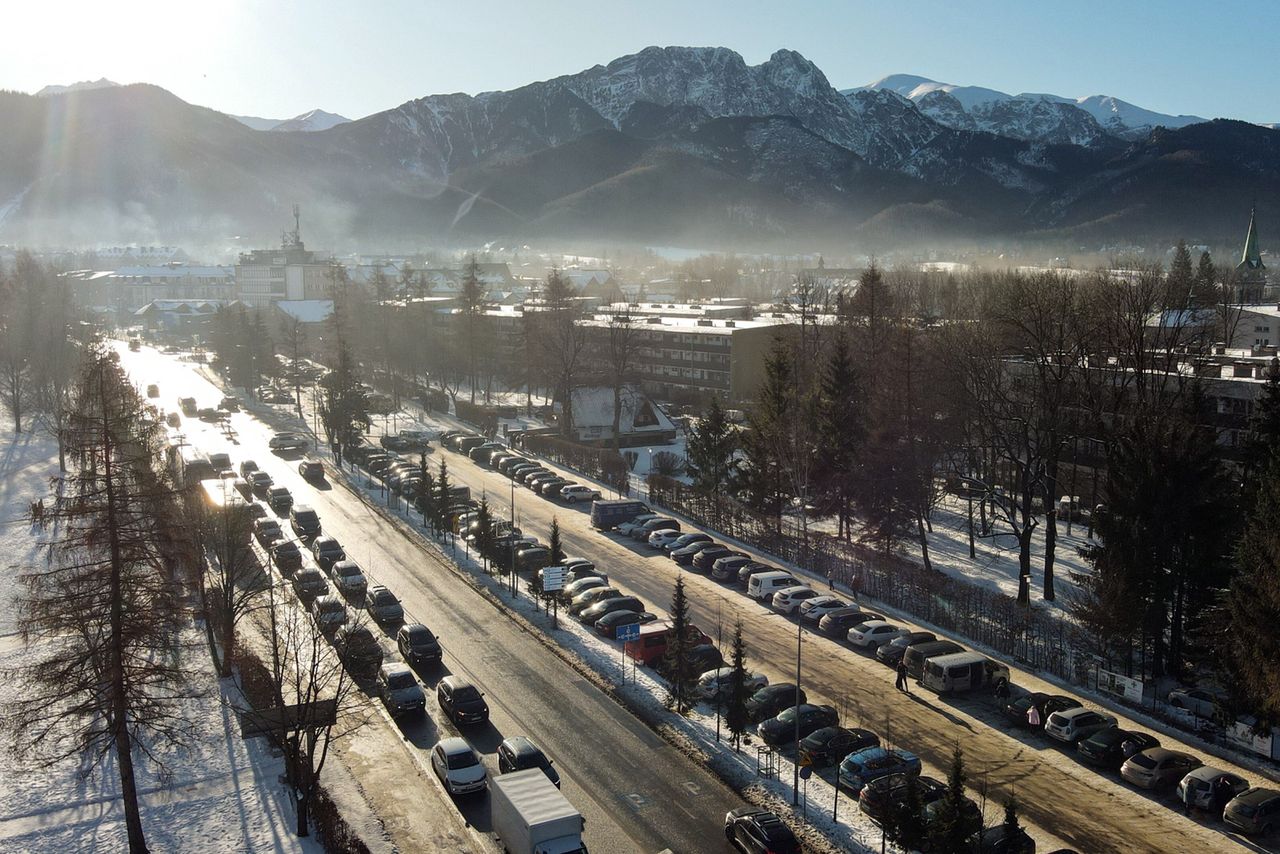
{"left": 0, "top": 48, "right": 1275, "bottom": 249}
{"left": 231, "top": 108, "right": 351, "bottom": 132}
{"left": 852, "top": 73, "right": 1209, "bottom": 142}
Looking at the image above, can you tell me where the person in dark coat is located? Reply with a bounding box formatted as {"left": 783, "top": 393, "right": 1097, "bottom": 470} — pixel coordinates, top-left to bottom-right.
{"left": 895, "top": 661, "right": 909, "bottom": 693}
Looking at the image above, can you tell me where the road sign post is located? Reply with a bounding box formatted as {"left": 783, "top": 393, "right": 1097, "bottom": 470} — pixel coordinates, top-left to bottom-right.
{"left": 616, "top": 622, "right": 642, "bottom": 686}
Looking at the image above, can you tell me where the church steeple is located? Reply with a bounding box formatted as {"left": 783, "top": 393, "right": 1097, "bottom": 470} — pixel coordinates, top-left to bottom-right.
{"left": 1240, "top": 205, "right": 1265, "bottom": 272}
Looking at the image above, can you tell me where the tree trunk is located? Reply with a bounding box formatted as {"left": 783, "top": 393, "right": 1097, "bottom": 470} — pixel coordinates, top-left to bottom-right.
{"left": 916, "top": 511, "right": 932, "bottom": 572}
{"left": 1042, "top": 455, "right": 1059, "bottom": 601}
{"left": 102, "top": 384, "right": 149, "bottom": 853}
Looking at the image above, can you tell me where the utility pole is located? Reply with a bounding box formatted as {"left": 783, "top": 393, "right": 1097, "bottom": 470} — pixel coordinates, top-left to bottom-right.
{"left": 509, "top": 477, "right": 517, "bottom": 598}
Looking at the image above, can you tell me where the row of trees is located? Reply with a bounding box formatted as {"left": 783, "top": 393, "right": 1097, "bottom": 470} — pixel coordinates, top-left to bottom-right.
{"left": 685, "top": 257, "right": 1257, "bottom": 684}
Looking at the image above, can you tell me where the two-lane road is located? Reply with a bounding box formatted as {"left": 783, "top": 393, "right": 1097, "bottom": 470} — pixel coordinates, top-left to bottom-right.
{"left": 121, "top": 344, "right": 747, "bottom": 854}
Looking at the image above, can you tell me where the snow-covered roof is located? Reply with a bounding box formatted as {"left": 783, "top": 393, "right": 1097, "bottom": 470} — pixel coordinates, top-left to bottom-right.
{"left": 568, "top": 384, "right": 676, "bottom": 434}
{"left": 276, "top": 300, "right": 334, "bottom": 324}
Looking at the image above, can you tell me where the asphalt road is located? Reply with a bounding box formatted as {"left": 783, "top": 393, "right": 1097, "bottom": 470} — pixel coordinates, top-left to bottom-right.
{"left": 120, "top": 344, "right": 745, "bottom": 854}
{"left": 423, "top": 420, "right": 1277, "bottom": 854}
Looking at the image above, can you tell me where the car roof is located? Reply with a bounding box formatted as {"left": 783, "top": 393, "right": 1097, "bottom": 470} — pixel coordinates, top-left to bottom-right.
{"left": 855, "top": 620, "right": 895, "bottom": 631}
{"left": 1238, "top": 787, "right": 1280, "bottom": 804}
{"left": 502, "top": 736, "right": 543, "bottom": 758}
{"left": 380, "top": 663, "right": 413, "bottom": 679}
{"left": 1141, "top": 747, "right": 1194, "bottom": 761}
{"left": 437, "top": 736, "right": 472, "bottom": 754}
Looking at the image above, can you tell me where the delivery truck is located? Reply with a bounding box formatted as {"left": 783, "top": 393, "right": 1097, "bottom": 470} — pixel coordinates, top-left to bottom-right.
{"left": 491, "top": 768, "right": 587, "bottom": 854}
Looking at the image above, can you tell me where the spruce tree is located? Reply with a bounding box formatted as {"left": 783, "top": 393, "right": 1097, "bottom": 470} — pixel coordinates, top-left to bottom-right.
{"left": 815, "top": 333, "right": 865, "bottom": 540}
{"left": 1002, "top": 793, "right": 1024, "bottom": 841}
{"left": 1221, "top": 451, "right": 1280, "bottom": 727}
{"left": 724, "top": 620, "right": 750, "bottom": 749}
{"left": 1245, "top": 359, "right": 1280, "bottom": 486}
{"left": 1192, "top": 250, "right": 1218, "bottom": 308}
{"left": 473, "top": 498, "right": 495, "bottom": 572}
{"left": 928, "top": 745, "right": 971, "bottom": 854}
{"left": 894, "top": 772, "right": 926, "bottom": 851}
{"left": 684, "top": 394, "right": 739, "bottom": 512}
{"left": 664, "top": 574, "right": 697, "bottom": 714}
{"left": 739, "top": 339, "right": 794, "bottom": 524}
{"left": 1167, "top": 239, "right": 1195, "bottom": 307}
{"left": 549, "top": 517, "right": 565, "bottom": 563}
{"left": 434, "top": 459, "right": 453, "bottom": 538}
{"left": 417, "top": 459, "right": 436, "bottom": 532}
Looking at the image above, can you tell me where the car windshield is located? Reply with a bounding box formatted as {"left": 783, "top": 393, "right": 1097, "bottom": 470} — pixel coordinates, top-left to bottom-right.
{"left": 387, "top": 672, "right": 416, "bottom": 690}
{"left": 295, "top": 511, "right": 317, "bottom": 524}
{"left": 337, "top": 565, "right": 362, "bottom": 578}
{"left": 453, "top": 685, "right": 481, "bottom": 702}
{"left": 1128, "top": 753, "right": 1157, "bottom": 769}
{"left": 446, "top": 749, "right": 478, "bottom": 770}
{"left": 407, "top": 627, "right": 435, "bottom": 643}
{"left": 776, "top": 708, "right": 797, "bottom": 724}
{"left": 1236, "top": 802, "right": 1260, "bottom": 817}
{"left": 372, "top": 591, "right": 396, "bottom": 604}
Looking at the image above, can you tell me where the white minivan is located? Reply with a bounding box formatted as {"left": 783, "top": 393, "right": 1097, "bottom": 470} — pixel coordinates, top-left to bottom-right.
{"left": 920, "top": 651, "right": 1009, "bottom": 694}
{"left": 748, "top": 571, "right": 800, "bottom": 602}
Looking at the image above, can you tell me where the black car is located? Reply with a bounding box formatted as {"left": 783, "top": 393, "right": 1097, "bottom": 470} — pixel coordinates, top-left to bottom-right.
{"left": 578, "top": 596, "right": 644, "bottom": 624}
{"left": 497, "top": 736, "right": 561, "bottom": 787}
{"left": 310, "top": 536, "right": 346, "bottom": 571}
{"left": 298, "top": 459, "right": 325, "bottom": 481}
{"left": 817, "top": 609, "right": 882, "bottom": 638}
{"left": 271, "top": 540, "right": 303, "bottom": 575}
{"left": 737, "top": 561, "right": 775, "bottom": 587}
{"left": 1001, "top": 692, "right": 1081, "bottom": 730}
{"left": 691, "top": 545, "right": 734, "bottom": 572}
{"left": 290, "top": 505, "right": 321, "bottom": 539}
{"left": 594, "top": 609, "right": 656, "bottom": 638}
{"left": 723, "top": 808, "right": 800, "bottom": 854}
{"left": 798, "top": 726, "right": 880, "bottom": 768}
{"left": 380, "top": 434, "right": 415, "bottom": 452}
{"left": 1077, "top": 727, "right": 1160, "bottom": 770}
{"left": 334, "top": 625, "right": 383, "bottom": 679}
{"left": 671, "top": 541, "right": 716, "bottom": 565}
{"left": 858, "top": 773, "right": 947, "bottom": 826}
{"left": 666, "top": 532, "right": 713, "bottom": 553}
{"left": 759, "top": 703, "right": 839, "bottom": 747}
{"left": 970, "top": 825, "right": 1037, "bottom": 854}
{"left": 267, "top": 486, "right": 293, "bottom": 512}
{"left": 396, "top": 623, "right": 442, "bottom": 668}
{"left": 711, "top": 555, "right": 752, "bottom": 581}
{"left": 745, "top": 683, "right": 807, "bottom": 723}
{"left": 875, "top": 631, "right": 937, "bottom": 665}
{"left": 437, "top": 675, "right": 489, "bottom": 725}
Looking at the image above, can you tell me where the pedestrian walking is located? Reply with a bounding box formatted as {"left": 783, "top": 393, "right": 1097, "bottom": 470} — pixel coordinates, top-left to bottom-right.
{"left": 994, "top": 677, "right": 1010, "bottom": 704}
{"left": 895, "top": 661, "right": 909, "bottom": 693}
{"left": 1026, "top": 703, "right": 1042, "bottom": 729}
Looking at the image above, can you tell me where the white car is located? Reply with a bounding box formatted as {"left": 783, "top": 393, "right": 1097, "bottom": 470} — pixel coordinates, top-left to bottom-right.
{"left": 376, "top": 664, "right": 425, "bottom": 718}
{"left": 799, "top": 596, "right": 851, "bottom": 624}
{"left": 696, "top": 667, "right": 768, "bottom": 701}
{"left": 269, "top": 432, "right": 309, "bottom": 452}
{"left": 1167, "top": 687, "right": 1227, "bottom": 721}
{"left": 330, "top": 560, "right": 368, "bottom": 597}
{"left": 648, "top": 529, "right": 684, "bottom": 550}
{"left": 310, "top": 595, "right": 348, "bottom": 633}
{"left": 431, "top": 737, "right": 487, "bottom": 796}
{"left": 847, "top": 620, "right": 910, "bottom": 649}
{"left": 771, "top": 585, "right": 819, "bottom": 615}
{"left": 1044, "top": 707, "right": 1118, "bottom": 744}
{"left": 560, "top": 484, "right": 602, "bottom": 504}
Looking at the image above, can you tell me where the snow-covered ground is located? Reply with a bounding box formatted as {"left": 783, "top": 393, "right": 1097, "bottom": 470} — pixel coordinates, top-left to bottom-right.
{"left": 0, "top": 411, "right": 323, "bottom": 854}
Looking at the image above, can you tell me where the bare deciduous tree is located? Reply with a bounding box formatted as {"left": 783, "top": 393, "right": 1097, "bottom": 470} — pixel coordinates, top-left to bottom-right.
{"left": 5, "top": 346, "right": 196, "bottom": 854}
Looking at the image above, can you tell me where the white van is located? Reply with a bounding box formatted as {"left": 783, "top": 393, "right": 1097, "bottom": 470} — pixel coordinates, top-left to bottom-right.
{"left": 920, "top": 652, "right": 1009, "bottom": 694}
{"left": 748, "top": 571, "right": 799, "bottom": 602}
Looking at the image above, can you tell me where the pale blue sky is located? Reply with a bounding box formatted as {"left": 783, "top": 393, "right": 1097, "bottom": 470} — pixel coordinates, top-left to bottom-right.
{"left": 5, "top": 0, "right": 1277, "bottom": 123}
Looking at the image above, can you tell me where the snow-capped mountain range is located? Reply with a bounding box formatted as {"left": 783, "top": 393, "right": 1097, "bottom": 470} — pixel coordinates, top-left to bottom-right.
{"left": 35, "top": 78, "right": 121, "bottom": 97}
{"left": 3, "top": 47, "right": 1277, "bottom": 249}
{"left": 230, "top": 108, "right": 350, "bottom": 132}
{"left": 849, "top": 73, "right": 1208, "bottom": 143}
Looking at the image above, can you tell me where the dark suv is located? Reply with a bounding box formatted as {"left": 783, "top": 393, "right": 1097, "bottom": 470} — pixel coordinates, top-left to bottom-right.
{"left": 290, "top": 505, "right": 321, "bottom": 540}
{"left": 334, "top": 625, "right": 383, "bottom": 679}
{"left": 437, "top": 675, "right": 489, "bottom": 726}
{"left": 310, "top": 536, "right": 345, "bottom": 571}
{"left": 396, "top": 623, "right": 442, "bottom": 668}
{"left": 723, "top": 808, "right": 800, "bottom": 854}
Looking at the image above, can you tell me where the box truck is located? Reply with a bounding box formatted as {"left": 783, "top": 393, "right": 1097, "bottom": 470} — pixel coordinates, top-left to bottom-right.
{"left": 491, "top": 768, "right": 587, "bottom": 854}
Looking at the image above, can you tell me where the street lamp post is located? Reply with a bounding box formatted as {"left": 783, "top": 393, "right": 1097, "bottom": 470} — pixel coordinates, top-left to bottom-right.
{"left": 509, "top": 477, "right": 517, "bottom": 598}
{"left": 793, "top": 616, "right": 802, "bottom": 806}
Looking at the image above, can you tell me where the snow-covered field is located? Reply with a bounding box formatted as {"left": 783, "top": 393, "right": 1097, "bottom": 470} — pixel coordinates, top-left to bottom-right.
{"left": 0, "top": 414, "right": 322, "bottom": 854}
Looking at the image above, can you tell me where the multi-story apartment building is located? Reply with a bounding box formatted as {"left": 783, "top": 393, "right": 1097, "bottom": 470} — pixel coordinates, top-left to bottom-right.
{"left": 234, "top": 212, "right": 332, "bottom": 309}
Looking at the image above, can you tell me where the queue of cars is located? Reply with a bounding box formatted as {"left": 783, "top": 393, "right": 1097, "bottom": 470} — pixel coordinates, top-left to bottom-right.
{"left": 432, "top": 428, "right": 1280, "bottom": 848}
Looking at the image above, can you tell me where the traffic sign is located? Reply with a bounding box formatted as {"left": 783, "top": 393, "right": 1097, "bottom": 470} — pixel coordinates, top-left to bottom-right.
{"left": 541, "top": 567, "right": 567, "bottom": 592}
{"left": 616, "top": 622, "right": 642, "bottom": 642}
{"left": 798, "top": 765, "right": 812, "bottom": 780}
